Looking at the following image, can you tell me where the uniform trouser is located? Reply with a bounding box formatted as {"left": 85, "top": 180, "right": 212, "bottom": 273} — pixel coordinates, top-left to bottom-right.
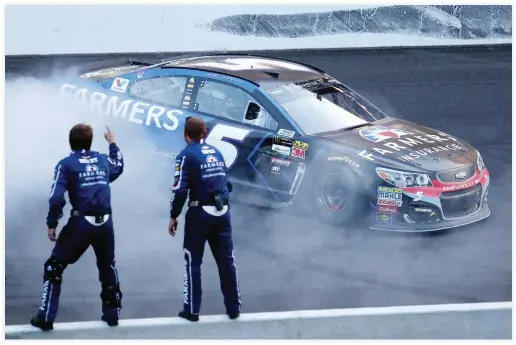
{"left": 183, "top": 206, "right": 241, "bottom": 315}
{"left": 36, "top": 215, "right": 122, "bottom": 324}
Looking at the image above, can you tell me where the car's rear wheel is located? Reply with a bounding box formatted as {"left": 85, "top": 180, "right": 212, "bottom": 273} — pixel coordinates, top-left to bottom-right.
{"left": 311, "top": 164, "right": 367, "bottom": 226}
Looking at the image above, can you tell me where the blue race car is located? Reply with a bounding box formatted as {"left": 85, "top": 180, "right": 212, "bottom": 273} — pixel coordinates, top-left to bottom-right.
{"left": 56, "top": 54, "right": 490, "bottom": 232}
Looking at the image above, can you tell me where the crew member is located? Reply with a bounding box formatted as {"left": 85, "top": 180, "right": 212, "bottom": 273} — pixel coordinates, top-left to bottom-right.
{"left": 30, "top": 124, "right": 125, "bottom": 331}
{"left": 169, "top": 116, "right": 241, "bottom": 322}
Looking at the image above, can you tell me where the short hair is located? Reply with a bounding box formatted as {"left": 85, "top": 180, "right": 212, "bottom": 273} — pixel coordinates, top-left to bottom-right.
{"left": 185, "top": 116, "right": 207, "bottom": 141}
{"left": 69, "top": 123, "right": 93, "bottom": 151}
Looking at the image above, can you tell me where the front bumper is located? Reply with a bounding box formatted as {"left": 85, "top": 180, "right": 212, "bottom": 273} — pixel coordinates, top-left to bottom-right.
{"left": 369, "top": 168, "right": 491, "bottom": 232}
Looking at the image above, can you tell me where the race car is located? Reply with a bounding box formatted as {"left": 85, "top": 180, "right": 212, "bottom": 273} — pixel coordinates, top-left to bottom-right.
{"left": 54, "top": 54, "right": 490, "bottom": 232}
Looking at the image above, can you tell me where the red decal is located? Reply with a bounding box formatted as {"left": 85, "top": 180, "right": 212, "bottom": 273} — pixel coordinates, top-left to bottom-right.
{"left": 292, "top": 147, "right": 306, "bottom": 159}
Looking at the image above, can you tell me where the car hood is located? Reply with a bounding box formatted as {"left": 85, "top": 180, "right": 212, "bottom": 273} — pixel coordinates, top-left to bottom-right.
{"left": 315, "top": 117, "right": 477, "bottom": 171}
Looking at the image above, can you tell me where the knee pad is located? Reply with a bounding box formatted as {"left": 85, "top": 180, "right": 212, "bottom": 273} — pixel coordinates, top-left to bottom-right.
{"left": 101, "top": 284, "right": 123, "bottom": 308}
{"left": 43, "top": 257, "right": 66, "bottom": 284}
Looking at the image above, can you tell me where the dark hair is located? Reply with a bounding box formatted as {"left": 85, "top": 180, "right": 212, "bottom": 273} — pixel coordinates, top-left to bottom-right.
{"left": 185, "top": 116, "right": 207, "bottom": 141}
{"left": 69, "top": 123, "right": 93, "bottom": 151}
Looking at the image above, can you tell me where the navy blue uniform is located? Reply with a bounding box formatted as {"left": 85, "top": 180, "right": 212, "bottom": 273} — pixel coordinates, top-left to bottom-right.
{"left": 36, "top": 143, "right": 124, "bottom": 325}
{"left": 170, "top": 139, "right": 241, "bottom": 317}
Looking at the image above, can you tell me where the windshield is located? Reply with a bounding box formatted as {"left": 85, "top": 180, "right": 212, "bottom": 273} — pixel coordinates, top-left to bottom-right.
{"left": 266, "top": 82, "right": 384, "bottom": 135}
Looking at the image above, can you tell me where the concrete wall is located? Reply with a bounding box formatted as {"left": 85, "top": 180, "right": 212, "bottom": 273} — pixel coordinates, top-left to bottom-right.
{"left": 5, "top": 5, "right": 512, "bottom": 55}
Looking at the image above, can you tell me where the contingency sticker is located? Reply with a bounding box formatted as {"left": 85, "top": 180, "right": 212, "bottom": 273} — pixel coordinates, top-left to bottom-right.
{"left": 110, "top": 78, "right": 130, "bottom": 93}
{"left": 272, "top": 144, "right": 291, "bottom": 156}
{"left": 376, "top": 213, "right": 393, "bottom": 225}
{"left": 277, "top": 129, "right": 295, "bottom": 138}
{"left": 291, "top": 147, "right": 306, "bottom": 159}
{"left": 293, "top": 141, "right": 308, "bottom": 150}
{"left": 377, "top": 186, "right": 403, "bottom": 207}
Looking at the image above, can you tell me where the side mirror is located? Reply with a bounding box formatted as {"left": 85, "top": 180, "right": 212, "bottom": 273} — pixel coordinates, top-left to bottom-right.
{"left": 245, "top": 102, "right": 261, "bottom": 120}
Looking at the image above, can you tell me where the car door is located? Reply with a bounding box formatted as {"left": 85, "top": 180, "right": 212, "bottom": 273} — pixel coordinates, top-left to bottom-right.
{"left": 185, "top": 75, "right": 306, "bottom": 205}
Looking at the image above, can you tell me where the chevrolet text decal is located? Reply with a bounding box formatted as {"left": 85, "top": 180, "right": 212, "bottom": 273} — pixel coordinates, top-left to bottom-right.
{"left": 60, "top": 84, "right": 181, "bottom": 131}
{"left": 359, "top": 127, "right": 465, "bottom": 162}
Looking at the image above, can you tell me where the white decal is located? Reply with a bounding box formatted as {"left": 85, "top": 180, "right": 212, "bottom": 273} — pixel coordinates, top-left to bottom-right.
{"left": 271, "top": 157, "right": 291, "bottom": 166}
{"left": 110, "top": 78, "right": 130, "bottom": 93}
{"left": 413, "top": 191, "right": 424, "bottom": 202}
{"left": 358, "top": 150, "right": 375, "bottom": 161}
{"left": 277, "top": 129, "right": 295, "bottom": 138}
{"left": 442, "top": 179, "right": 480, "bottom": 192}
{"left": 272, "top": 144, "right": 291, "bottom": 155}
{"left": 60, "top": 84, "right": 180, "bottom": 131}
{"left": 205, "top": 123, "right": 251, "bottom": 169}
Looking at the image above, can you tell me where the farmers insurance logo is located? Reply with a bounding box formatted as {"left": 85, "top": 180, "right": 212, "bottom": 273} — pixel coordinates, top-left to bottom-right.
{"left": 359, "top": 127, "right": 413, "bottom": 143}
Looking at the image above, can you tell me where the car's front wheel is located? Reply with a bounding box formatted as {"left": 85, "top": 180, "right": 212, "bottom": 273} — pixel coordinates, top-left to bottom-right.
{"left": 311, "top": 164, "right": 367, "bottom": 226}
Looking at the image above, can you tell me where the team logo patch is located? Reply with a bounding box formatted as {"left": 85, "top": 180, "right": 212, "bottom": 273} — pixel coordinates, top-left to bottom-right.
{"left": 85, "top": 164, "right": 99, "bottom": 172}
{"left": 206, "top": 155, "right": 218, "bottom": 163}
{"left": 359, "top": 127, "right": 413, "bottom": 143}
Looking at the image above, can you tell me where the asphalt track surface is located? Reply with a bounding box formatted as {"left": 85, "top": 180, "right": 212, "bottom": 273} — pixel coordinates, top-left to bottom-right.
{"left": 5, "top": 46, "right": 512, "bottom": 325}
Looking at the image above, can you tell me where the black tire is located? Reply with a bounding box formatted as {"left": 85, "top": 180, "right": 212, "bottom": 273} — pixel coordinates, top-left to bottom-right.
{"left": 310, "top": 164, "right": 367, "bottom": 226}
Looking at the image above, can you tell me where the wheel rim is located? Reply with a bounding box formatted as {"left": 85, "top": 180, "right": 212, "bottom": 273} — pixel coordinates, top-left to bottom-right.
{"left": 320, "top": 173, "right": 349, "bottom": 213}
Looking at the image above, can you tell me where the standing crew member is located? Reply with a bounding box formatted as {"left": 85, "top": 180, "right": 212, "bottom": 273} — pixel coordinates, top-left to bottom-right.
{"left": 30, "top": 124, "right": 125, "bottom": 331}
{"left": 169, "top": 116, "right": 241, "bottom": 322}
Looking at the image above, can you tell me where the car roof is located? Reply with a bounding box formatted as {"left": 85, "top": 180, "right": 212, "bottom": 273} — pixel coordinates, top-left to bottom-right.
{"left": 159, "top": 55, "right": 327, "bottom": 88}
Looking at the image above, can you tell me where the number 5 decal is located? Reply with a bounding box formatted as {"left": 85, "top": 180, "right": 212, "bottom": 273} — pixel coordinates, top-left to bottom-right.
{"left": 205, "top": 123, "right": 251, "bottom": 169}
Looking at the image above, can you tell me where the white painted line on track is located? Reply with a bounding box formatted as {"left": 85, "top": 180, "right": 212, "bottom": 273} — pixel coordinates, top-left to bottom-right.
{"left": 5, "top": 301, "right": 512, "bottom": 334}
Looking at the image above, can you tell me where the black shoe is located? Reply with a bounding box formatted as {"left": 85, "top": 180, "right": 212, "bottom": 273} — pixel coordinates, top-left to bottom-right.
{"left": 178, "top": 311, "right": 199, "bottom": 322}
{"left": 227, "top": 312, "right": 240, "bottom": 320}
{"left": 101, "top": 315, "right": 119, "bottom": 326}
{"left": 30, "top": 316, "right": 53, "bottom": 331}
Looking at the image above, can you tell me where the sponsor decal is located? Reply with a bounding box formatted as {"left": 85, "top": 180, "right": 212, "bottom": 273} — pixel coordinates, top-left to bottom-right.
{"left": 200, "top": 160, "right": 225, "bottom": 170}
{"left": 377, "top": 186, "right": 403, "bottom": 207}
{"left": 273, "top": 136, "right": 293, "bottom": 146}
{"left": 78, "top": 156, "right": 98, "bottom": 164}
{"left": 442, "top": 179, "right": 480, "bottom": 192}
{"left": 137, "top": 71, "right": 144, "bottom": 78}
{"left": 328, "top": 156, "right": 360, "bottom": 169}
{"left": 377, "top": 213, "right": 393, "bottom": 224}
{"left": 293, "top": 141, "right": 308, "bottom": 150}
{"left": 357, "top": 125, "right": 467, "bottom": 162}
{"left": 359, "top": 127, "right": 413, "bottom": 143}
{"left": 292, "top": 147, "right": 306, "bottom": 159}
{"left": 271, "top": 157, "right": 291, "bottom": 166}
{"left": 272, "top": 144, "right": 291, "bottom": 155}
{"left": 60, "top": 84, "right": 180, "bottom": 131}
{"left": 377, "top": 205, "right": 398, "bottom": 214}
{"left": 201, "top": 146, "right": 216, "bottom": 155}
{"left": 110, "top": 78, "right": 130, "bottom": 93}
{"left": 277, "top": 129, "right": 295, "bottom": 138}
{"left": 271, "top": 165, "right": 281, "bottom": 174}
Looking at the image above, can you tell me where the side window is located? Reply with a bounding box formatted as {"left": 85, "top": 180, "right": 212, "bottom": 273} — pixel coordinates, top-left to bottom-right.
{"left": 129, "top": 76, "right": 188, "bottom": 108}
{"left": 194, "top": 79, "right": 278, "bottom": 131}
